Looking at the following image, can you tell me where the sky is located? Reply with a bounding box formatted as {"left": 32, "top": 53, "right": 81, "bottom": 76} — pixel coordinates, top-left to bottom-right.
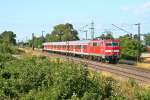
{"left": 0, "top": 0, "right": 150, "bottom": 41}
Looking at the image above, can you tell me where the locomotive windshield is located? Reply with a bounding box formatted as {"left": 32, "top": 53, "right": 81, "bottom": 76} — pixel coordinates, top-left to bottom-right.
{"left": 106, "top": 42, "right": 119, "bottom": 46}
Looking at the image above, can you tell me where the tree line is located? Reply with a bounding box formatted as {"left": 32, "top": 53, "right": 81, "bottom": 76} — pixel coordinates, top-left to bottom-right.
{"left": 28, "top": 23, "right": 79, "bottom": 48}
{"left": 27, "top": 23, "right": 150, "bottom": 60}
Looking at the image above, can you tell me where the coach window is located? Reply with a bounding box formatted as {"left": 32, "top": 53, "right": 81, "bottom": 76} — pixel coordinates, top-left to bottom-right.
{"left": 75, "top": 45, "right": 78, "bottom": 49}
{"left": 78, "top": 45, "right": 81, "bottom": 49}
{"left": 69, "top": 45, "right": 71, "bottom": 49}
{"left": 81, "top": 46, "right": 84, "bottom": 49}
{"left": 83, "top": 45, "right": 87, "bottom": 49}
{"left": 70, "top": 45, "right": 72, "bottom": 49}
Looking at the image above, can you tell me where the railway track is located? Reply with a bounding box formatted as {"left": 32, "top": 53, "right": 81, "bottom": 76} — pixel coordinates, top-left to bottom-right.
{"left": 43, "top": 52, "right": 150, "bottom": 84}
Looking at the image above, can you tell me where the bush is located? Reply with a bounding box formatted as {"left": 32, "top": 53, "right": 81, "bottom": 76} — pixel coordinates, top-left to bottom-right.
{"left": 136, "top": 89, "right": 150, "bottom": 100}
{"left": 0, "top": 53, "right": 15, "bottom": 63}
{"left": 2, "top": 72, "right": 11, "bottom": 79}
{"left": 0, "top": 43, "right": 23, "bottom": 55}
{"left": 0, "top": 56, "right": 149, "bottom": 99}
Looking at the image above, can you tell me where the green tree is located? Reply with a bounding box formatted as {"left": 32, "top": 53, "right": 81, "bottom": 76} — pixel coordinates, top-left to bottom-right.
{"left": 98, "top": 31, "right": 114, "bottom": 40}
{"left": 119, "top": 34, "right": 145, "bottom": 60}
{"left": 145, "top": 33, "right": 150, "bottom": 46}
{"left": 34, "top": 36, "right": 45, "bottom": 48}
{"left": 105, "top": 33, "right": 114, "bottom": 40}
{"left": 0, "top": 31, "right": 16, "bottom": 45}
{"left": 27, "top": 35, "right": 45, "bottom": 48}
{"left": 46, "top": 23, "right": 79, "bottom": 42}
{"left": 45, "top": 34, "right": 59, "bottom": 42}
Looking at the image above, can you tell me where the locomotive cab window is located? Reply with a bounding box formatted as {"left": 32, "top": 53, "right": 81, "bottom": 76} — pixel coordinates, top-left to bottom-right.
{"left": 113, "top": 43, "right": 119, "bottom": 46}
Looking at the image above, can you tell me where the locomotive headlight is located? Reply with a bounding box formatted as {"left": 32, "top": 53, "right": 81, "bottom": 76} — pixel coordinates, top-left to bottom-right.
{"left": 105, "top": 50, "right": 113, "bottom": 52}
{"left": 105, "top": 50, "right": 120, "bottom": 52}
{"left": 113, "top": 50, "right": 120, "bottom": 52}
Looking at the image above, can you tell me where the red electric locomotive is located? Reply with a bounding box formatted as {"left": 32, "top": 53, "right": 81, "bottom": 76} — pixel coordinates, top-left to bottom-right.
{"left": 43, "top": 39, "right": 120, "bottom": 64}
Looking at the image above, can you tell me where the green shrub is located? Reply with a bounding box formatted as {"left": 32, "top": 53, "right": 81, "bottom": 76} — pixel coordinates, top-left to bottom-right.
{"left": 2, "top": 72, "right": 11, "bottom": 79}
{"left": 3, "top": 87, "right": 18, "bottom": 99}
{"left": 0, "top": 43, "right": 24, "bottom": 55}
{"left": 136, "top": 89, "right": 150, "bottom": 100}
{"left": 0, "top": 53, "right": 15, "bottom": 63}
{"left": 0, "top": 55, "right": 149, "bottom": 99}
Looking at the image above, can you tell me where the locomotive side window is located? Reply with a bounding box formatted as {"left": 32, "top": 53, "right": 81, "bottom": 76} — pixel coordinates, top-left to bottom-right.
{"left": 106, "top": 43, "right": 112, "bottom": 46}
{"left": 93, "top": 42, "right": 100, "bottom": 46}
{"left": 97, "top": 43, "right": 101, "bottom": 46}
{"left": 106, "top": 42, "right": 119, "bottom": 46}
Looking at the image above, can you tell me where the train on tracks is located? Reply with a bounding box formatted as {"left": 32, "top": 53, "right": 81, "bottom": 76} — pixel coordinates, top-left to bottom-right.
{"left": 43, "top": 39, "right": 120, "bottom": 64}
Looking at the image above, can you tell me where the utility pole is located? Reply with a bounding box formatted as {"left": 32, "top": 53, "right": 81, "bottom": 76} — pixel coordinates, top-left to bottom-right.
{"left": 90, "top": 21, "right": 95, "bottom": 40}
{"left": 41, "top": 30, "right": 45, "bottom": 43}
{"left": 42, "top": 31, "right": 45, "bottom": 38}
{"left": 79, "top": 25, "right": 88, "bottom": 40}
{"left": 17, "top": 40, "right": 19, "bottom": 48}
{"left": 32, "top": 33, "right": 35, "bottom": 50}
{"left": 135, "top": 23, "right": 141, "bottom": 62}
{"left": 85, "top": 30, "right": 88, "bottom": 40}
{"left": 79, "top": 30, "right": 88, "bottom": 40}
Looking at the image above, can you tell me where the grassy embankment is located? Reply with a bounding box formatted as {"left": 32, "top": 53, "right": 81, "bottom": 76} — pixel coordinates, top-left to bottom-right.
{"left": 0, "top": 47, "right": 150, "bottom": 99}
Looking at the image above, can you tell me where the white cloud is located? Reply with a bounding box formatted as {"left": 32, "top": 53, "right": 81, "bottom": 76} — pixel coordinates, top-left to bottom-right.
{"left": 121, "top": 1, "right": 150, "bottom": 15}
{"left": 143, "top": 2, "right": 150, "bottom": 9}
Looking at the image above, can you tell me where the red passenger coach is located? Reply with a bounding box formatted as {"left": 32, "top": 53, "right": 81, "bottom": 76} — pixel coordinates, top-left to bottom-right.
{"left": 43, "top": 39, "right": 120, "bottom": 64}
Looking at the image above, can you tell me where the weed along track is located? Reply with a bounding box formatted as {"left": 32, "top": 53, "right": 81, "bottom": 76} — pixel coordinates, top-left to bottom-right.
{"left": 43, "top": 52, "right": 150, "bottom": 84}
